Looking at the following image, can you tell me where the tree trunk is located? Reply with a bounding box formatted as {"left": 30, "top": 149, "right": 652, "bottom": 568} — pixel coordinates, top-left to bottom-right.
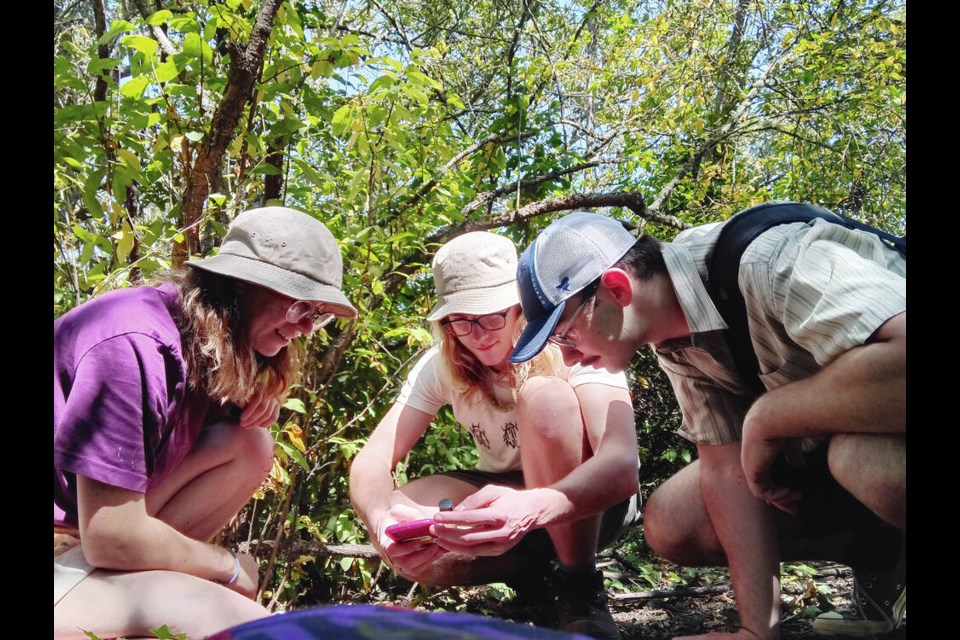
{"left": 173, "top": 0, "right": 284, "bottom": 267}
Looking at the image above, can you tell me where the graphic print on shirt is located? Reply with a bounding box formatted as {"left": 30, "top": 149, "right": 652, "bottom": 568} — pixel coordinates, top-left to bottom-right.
{"left": 469, "top": 422, "right": 491, "bottom": 449}
{"left": 502, "top": 420, "right": 519, "bottom": 449}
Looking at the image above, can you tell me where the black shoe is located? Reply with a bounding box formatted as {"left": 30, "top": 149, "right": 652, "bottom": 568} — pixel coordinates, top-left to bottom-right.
{"left": 813, "top": 538, "right": 906, "bottom": 636}
{"left": 548, "top": 564, "right": 621, "bottom": 640}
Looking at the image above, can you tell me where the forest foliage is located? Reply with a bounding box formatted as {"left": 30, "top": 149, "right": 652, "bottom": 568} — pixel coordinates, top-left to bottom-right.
{"left": 54, "top": 0, "right": 905, "bottom": 610}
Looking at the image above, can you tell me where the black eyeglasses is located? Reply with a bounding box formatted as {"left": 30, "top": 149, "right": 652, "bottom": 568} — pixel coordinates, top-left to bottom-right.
{"left": 441, "top": 311, "right": 509, "bottom": 337}
{"left": 548, "top": 280, "right": 599, "bottom": 348}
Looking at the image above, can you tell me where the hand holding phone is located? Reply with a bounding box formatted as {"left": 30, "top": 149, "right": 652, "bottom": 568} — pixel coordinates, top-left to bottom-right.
{"left": 384, "top": 519, "right": 435, "bottom": 543}
{"left": 383, "top": 499, "right": 453, "bottom": 543}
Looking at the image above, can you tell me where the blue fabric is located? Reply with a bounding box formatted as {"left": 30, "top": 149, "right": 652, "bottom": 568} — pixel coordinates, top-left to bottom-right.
{"left": 209, "top": 604, "right": 591, "bottom": 640}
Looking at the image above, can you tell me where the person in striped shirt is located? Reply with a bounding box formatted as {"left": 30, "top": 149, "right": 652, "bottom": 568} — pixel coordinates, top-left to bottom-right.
{"left": 509, "top": 208, "right": 905, "bottom": 640}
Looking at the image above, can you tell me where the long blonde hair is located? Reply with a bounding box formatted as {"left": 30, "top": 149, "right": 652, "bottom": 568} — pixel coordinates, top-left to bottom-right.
{"left": 431, "top": 306, "right": 563, "bottom": 410}
{"left": 164, "top": 269, "right": 302, "bottom": 406}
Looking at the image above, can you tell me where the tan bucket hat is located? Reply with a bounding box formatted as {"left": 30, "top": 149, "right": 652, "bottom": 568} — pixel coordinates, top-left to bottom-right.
{"left": 426, "top": 231, "right": 519, "bottom": 321}
{"left": 187, "top": 206, "right": 357, "bottom": 318}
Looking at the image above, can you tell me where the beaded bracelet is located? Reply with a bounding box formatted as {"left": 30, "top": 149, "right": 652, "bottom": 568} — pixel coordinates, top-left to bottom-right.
{"left": 220, "top": 548, "right": 241, "bottom": 586}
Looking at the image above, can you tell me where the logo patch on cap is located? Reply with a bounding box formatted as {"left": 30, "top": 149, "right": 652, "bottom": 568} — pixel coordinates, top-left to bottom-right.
{"left": 557, "top": 277, "right": 571, "bottom": 292}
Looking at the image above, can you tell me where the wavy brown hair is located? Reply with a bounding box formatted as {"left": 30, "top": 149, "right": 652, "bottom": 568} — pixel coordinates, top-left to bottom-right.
{"left": 162, "top": 269, "right": 302, "bottom": 406}
{"left": 431, "top": 305, "right": 563, "bottom": 411}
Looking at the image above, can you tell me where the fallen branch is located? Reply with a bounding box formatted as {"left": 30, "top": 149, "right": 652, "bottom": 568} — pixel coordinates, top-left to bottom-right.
{"left": 241, "top": 539, "right": 381, "bottom": 559}
{"left": 610, "top": 583, "right": 730, "bottom": 603}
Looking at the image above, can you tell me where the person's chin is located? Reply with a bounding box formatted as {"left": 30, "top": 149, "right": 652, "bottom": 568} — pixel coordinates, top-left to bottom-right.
{"left": 585, "top": 353, "right": 627, "bottom": 373}
{"left": 254, "top": 337, "right": 286, "bottom": 357}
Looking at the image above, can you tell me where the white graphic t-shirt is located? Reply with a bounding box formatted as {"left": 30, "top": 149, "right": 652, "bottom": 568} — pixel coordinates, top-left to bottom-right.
{"left": 395, "top": 346, "right": 630, "bottom": 472}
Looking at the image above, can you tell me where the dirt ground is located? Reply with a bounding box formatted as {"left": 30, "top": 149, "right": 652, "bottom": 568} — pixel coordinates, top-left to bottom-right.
{"left": 379, "top": 559, "right": 906, "bottom": 640}
{"left": 607, "top": 566, "right": 905, "bottom": 640}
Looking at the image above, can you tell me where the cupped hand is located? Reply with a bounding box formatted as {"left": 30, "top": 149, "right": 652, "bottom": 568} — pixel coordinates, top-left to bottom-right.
{"left": 431, "top": 485, "right": 549, "bottom": 557}
{"left": 239, "top": 389, "right": 281, "bottom": 429}
{"left": 376, "top": 504, "right": 446, "bottom": 578}
{"left": 740, "top": 425, "right": 803, "bottom": 516}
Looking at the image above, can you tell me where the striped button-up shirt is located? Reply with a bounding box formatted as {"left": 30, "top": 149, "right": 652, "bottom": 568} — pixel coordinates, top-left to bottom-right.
{"left": 654, "top": 218, "right": 906, "bottom": 446}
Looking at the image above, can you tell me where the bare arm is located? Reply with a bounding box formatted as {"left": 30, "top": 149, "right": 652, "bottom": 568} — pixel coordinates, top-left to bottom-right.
{"left": 741, "top": 312, "right": 905, "bottom": 509}
{"left": 348, "top": 402, "right": 435, "bottom": 539}
{"left": 434, "top": 383, "right": 638, "bottom": 551}
{"left": 746, "top": 312, "right": 905, "bottom": 439}
{"left": 77, "top": 476, "right": 259, "bottom": 597}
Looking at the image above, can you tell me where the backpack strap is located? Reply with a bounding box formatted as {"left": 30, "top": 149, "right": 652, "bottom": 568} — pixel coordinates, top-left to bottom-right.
{"left": 706, "top": 202, "right": 906, "bottom": 396}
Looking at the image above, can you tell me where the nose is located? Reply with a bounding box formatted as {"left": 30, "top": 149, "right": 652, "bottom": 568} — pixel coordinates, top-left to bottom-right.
{"left": 468, "top": 323, "right": 495, "bottom": 340}
{"left": 560, "top": 348, "right": 581, "bottom": 368}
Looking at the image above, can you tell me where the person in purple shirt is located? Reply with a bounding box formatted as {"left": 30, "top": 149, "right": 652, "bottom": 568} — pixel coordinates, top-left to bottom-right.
{"left": 54, "top": 206, "right": 357, "bottom": 639}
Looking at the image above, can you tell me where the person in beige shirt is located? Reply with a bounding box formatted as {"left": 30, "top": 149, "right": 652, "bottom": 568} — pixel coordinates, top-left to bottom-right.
{"left": 509, "top": 207, "right": 905, "bottom": 640}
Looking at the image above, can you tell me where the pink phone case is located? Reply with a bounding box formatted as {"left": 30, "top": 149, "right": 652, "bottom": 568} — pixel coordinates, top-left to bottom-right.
{"left": 384, "top": 519, "right": 435, "bottom": 542}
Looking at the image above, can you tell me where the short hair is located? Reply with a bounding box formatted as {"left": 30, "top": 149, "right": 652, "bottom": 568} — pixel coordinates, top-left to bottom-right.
{"left": 613, "top": 235, "right": 667, "bottom": 280}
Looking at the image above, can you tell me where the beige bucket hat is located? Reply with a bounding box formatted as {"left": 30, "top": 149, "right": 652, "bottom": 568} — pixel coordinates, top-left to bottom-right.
{"left": 426, "top": 231, "right": 520, "bottom": 321}
{"left": 187, "top": 206, "right": 358, "bottom": 318}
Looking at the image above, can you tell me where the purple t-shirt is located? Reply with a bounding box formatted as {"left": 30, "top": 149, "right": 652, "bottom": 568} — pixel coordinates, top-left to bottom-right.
{"left": 54, "top": 283, "right": 214, "bottom": 527}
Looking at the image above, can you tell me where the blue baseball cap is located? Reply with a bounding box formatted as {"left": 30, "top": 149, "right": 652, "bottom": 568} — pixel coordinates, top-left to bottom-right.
{"left": 509, "top": 212, "right": 637, "bottom": 363}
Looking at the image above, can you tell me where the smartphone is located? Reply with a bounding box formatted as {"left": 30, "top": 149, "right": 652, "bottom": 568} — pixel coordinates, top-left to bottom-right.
{"left": 384, "top": 519, "right": 436, "bottom": 543}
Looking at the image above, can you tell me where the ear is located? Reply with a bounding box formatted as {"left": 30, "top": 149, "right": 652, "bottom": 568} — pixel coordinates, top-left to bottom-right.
{"left": 599, "top": 268, "right": 633, "bottom": 307}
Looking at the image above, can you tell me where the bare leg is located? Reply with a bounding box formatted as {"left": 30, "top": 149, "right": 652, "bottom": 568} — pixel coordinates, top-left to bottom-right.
{"left": 55, "top": 422, "right": 274, "bottom": 639}
{"left": 827, "top": 433, "right": 905, "bottom": 528}
{"left": 54, "top": 568, "right": 269, "bottom": 640}
{"left": 145, "top": 421, "right": 276, "bottom": 540}
{"left": 643, "top": 460, "right": 727, "bottom": 566}
{"left": 516, "top": 376, "right": 602, "bottom": 568}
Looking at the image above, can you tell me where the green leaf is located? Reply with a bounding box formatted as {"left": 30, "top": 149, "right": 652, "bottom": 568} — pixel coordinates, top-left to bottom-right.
{"left": 183, "top": 33, "right": 213, "bottom": 65}
{"left": 252, "top": 163, "right": 283, "bottom": 176}
{"left": 121, "top": 35, "right": 159, "bottom": 57}
{"left": 81, "top": 170, "right": 105, "bottom": 219}
{"left": 185, "top": 131, "right": 204, "bottom": 142}
{"left": 120, "top": 76, "right": 150, "bottom": 99}
{"left": 311, "top": 60, "right": 334, "bottom": 78}
{"left": 283, "top": 398, "right": 307, "bottom": 414}
{"left": 63, "top": 157, "right": 86, "bottom": 171}
{"left": 168, "top": 16, "right": 198, "bottom": 33}
{"left": 154, "top": 60, "right": 179, "bottom": 83}
{"left": 330, "top": 105, "right": 353, "bottom": 135}
{"left": 147, "top": 9, "right": 173, "bottom": 26}
{"left": 87, "top": 57, "right": 122, "bottom": 75}
{"left": 367, "top": 105, "right": 388, "bottom": 127}
{"left": 368, "top": 74, "right": 396, "bottom": 93}
{"left": 113, "top": 220, "right": 135, "bottom": 264}
{"left": 115, "top": 148, "right": 142, "bottom": 173}
{"left": 99, "top": 20, "right": 136, "bottom": 44}
{"left": 276, "top": 441, "right": 310, "bottom": 472}
{"left": 148, "top": 624, "right": 188, "bottom": 640}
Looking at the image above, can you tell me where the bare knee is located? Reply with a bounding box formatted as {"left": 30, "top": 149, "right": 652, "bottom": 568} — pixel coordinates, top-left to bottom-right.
{"left": 517, "top": 376, "right": 581, "bottom": 441}
{"left": 643, "top": 468, "right": 725, "bottom": 567}
{"left": 828, "top": 433, "right": 906, "bottom": 527}
{"left": 232, "top": 425, "right": 276, "bottom": 482}
{"left": 643, "top": 489, "right": 694, "bottom": 563}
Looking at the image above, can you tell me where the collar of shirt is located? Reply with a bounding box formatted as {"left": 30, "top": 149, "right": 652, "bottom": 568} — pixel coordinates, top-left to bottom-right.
{"left": 660, "top": 241, "right": 729, "bottom": 339}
